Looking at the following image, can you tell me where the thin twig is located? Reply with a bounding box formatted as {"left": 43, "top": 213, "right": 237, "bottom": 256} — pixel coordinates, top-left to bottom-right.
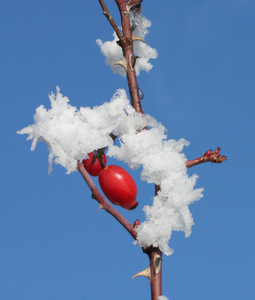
{"left": 186, "top": 147, "right": 227, "bottom": 168}
{"left": 98, "top": 0, "right": 123, "bottom": 41}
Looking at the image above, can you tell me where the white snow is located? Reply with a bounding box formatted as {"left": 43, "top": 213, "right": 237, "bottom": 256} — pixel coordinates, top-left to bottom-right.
{"left": 96, "top": 32, "right": 125, "bottom": 76}
{"left": 17, "top": 87, "right": 203, "bottom": 256}
{"left": 158, "top": 296, "right": 169, "bottom": 300}
{"left": 129, "top": 10, "right": 158, "bottom": 75}
{"left": 96, "top": 13, "right": 157, "bottom": 76}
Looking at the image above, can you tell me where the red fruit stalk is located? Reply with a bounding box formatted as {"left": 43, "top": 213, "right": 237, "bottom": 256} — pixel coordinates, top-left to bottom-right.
{"left": 98, "top": 165, "right": 138, "bottom": 210}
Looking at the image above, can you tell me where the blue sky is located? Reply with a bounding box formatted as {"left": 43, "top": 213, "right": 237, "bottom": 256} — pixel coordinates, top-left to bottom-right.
{"left": 1, "top": 1, "right": 254, "bottom": 299}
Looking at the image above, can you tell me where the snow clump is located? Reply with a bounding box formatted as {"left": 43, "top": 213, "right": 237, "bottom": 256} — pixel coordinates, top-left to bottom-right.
{"left": 17, "top": 87, "right": 203, "bottom": 256}
{"left": 17, "top": 87, "right": 146, "bottom": 174}
{"left": 96, "top": 13, "right": 157, "bottom": 77}
{"left": 158, "top": 296, "right": 169, "bottom": 300}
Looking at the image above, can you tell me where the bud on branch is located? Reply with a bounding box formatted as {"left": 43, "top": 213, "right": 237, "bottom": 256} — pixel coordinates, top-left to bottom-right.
{"left": 186, "top": 147, "right": 227, "bottom": 168}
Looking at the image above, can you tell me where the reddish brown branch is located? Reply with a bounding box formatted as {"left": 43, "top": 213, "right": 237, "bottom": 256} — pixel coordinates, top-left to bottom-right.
{"left": 99, "top": 0, "right": 143, "bottom": 112}
{"left": 146, "top": 247, "right": 162, "bottom": 300}
{"left": 76, "top": 2, "right": 228, "bottom": 300}
{"left": 98, "top": 0, "right": 123, "bottom": 40}
{"left": 115, "top": 0, "right": 143, "bottom": 7}
{"left": 186, "top": 147, "right": 227, "bottom": 168}
{"left": 77, "top": 162, "right": 137, "bottom": 240}
{"left": 113, "top": 2, "right": 162, "bottom": 298}
{"left": 98, "top": 0, "right": 144, "bottom": 113}
{"left": 115, "top": 0, "right": 144, "bottom": 113}
{"left": 98, "top": 0, "right": 123, "bottom": 41}
{"left": 99, "top": 0, "right": 144, "bottom": 113}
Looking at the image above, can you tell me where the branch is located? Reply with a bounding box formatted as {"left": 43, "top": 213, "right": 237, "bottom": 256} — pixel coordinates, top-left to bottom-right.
{"left": 95, "top": 3, "right": 227, "bottom": 300}
{"left": 113, "top": 2, "right": 162, "bottom": 298}
{"left": 116, "top": 0, "right": 143, "bottom": 7}
{"left": 132, "top": 246, "right": 162, "bottom": 300}
{"left": 98, "top": 0, "right": 123, "bottom": 41}
{"left": 115, "top": 0, "right": 144, "bottom": 113}
{"left": 147, "top": 248, "right": 162, "bottom": 300}
{"left": 98, "top": 0, "right": 144, "bottom": 112}
{"left": 186, "top": 147, "right": 227, "bottom": 168}
{"left": 77, "top": 162, "right": 137, "bottom": 240}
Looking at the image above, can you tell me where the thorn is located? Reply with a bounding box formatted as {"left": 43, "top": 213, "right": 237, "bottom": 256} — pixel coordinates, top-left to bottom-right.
{"left": 132, "top": 34, "right": 145, "bottom": 43}
{"left": 126, "top": 3, "right": 142, "bottom": 13}
{"left": 153, "top": 254, "right": 162, "bottom": 275}
{"left": 98, "top": 203, "right": 105, "bottom": 211}
{"left": 132, "top": 266, "right": 151, "bottom": 283}
{"left": 111, "top": 58, "right": 127, "bottom": 72}
{"left": 129, "top": 54, "right": 139, "bottom": 71}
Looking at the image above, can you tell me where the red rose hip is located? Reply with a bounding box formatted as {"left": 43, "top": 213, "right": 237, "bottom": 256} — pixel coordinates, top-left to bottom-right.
{"left": 82, "top": 152, "right": 107, "bottom": 177}
{"left": 98, "top": 165, "right": 138, "bottom": 210}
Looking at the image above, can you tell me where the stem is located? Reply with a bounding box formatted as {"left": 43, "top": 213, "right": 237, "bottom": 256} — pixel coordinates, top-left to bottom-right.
{"left": 186, "top": 149, "right": 227, "bottom": 168}
{"left": 98, "top": 0, "right": 123, "bottom": 41}
{"left": 116, "top": 2, "right": 162, "bottom": 296}
{"left": 98, "top": 2, "right": 162, "bottom": 298}
{"left": 148, "top": 248, "right": 162, "bottom": 300}
{"left": 79, "top": 3, "right": 228, "bottom": 300}
{"left": 115, "top": 0, "right": 144, "bottom": 113}
{"left": 78, "top": 162, "right": 137, "bottom": 240}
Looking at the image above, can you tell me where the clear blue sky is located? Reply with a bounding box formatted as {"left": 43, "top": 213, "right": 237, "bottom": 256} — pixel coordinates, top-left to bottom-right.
{"left": 1, "top": 1, "right": 254, "bottom": 299}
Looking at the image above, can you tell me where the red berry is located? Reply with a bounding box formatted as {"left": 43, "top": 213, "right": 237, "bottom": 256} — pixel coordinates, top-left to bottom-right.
{"left": 98, "top": 165, "right": 138, "bottom": 210}
{"left": 82, "top": 152, "right": 107, "bottom": 177}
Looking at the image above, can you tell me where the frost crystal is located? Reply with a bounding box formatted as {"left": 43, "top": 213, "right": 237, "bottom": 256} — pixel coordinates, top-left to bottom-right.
{"left": 96, "top": 13, "right": 157, "bottom": 76}
{"left": 18, "top": 88, "right": 203, "bottom": 255}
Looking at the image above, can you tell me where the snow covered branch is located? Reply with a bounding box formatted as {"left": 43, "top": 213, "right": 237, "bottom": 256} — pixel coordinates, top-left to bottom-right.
{"left": 98, "top": 0, "right": 156, "bottom": 113}
{"left": 115, "top": 0, "right": 144, "bottom": 113}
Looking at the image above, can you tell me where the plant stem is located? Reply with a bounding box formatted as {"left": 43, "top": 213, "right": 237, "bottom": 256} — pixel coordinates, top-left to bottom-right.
{"left": 115, "top": 0, "right": 144, "bottom": 113}
{"left": 186, "top": 149, "right": 227, "bottom": 168}
{"left": 114, "top": 2, "right": 162, "bottom": 299}
{"left": 98, "top": 0, "right": 123, "bottom": 41}
{"left": 78, "top": 162, "right": 137, "bottom": 240}
{"left": 95, "top": 3, "right": 228, "bottom": 300}
{"left": 148, "top": 248, "right": 163, "bottom": 300}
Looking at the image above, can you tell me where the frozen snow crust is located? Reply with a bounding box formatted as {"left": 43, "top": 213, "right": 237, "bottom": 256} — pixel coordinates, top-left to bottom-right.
{"left": 18, "top": 88, "right": 203, "bottom": 256}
